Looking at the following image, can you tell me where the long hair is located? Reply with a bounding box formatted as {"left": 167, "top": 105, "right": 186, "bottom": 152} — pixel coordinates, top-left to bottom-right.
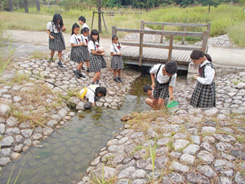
{"left": 71, "top": 23, "right": 80, "bottom": 35}
{"left": 190, "top": 50, "right": 212, "bottom": 62}
{"left": 52, "top": 13, "right": 64, "bottom": 28}
{"left": 90, "top": 29, "right": 100, "bottom": 44}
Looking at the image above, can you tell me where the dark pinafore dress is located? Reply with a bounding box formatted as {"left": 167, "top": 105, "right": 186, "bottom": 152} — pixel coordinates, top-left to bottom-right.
{"left": 70, "top": 36, "right": 84, "bottom": 63}
{"left": 49, "top": 22, "right": 66, "bottom": 51}
{"left": 80, "top": 36, "right": 90, "bottom": 61}
{"left": 111, "top": 43, "right": 123, "bottom": 70}
{"left": 153, "top": 64, "right": 172, "bottom": 100}
{"left": 89, "top": 42, "right": 106, "bottom": 72}
{"left": 190, "top": 62, "right": 216, "bottom": 108}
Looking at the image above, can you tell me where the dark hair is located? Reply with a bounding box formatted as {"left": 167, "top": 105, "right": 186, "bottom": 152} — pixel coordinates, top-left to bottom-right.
{"left": 78, "top": 16, "right": 86, "bottom": 23}
{"left": 81, "top": 27, "right": 89, "bottom": 34}
{"left": 90, "top": 29, "right": 100, "bottom": 43}
{"left": 165, "top": 61, "right": 177, "bottom": 75}
{"left": 190, "top": 50, "right": 212, "bottom": 62}
{"left": 71, "top": 23, "right": 80, "bottom": 35}
{"left": 95, "top": 87, "right": 107, "bottom": 97}
{"left": 143, "top": 84, "right": 152, "bottom": 93}
{"left": 112, "top": 35, "right": 118, "bottom": 40}
{"left": 52, "top": 13, "right": 63, "bottom": 28}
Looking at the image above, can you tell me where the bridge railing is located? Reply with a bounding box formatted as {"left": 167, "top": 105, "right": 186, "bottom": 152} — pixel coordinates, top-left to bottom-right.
{"left": 141, "top": 21, "right": 211, "bottom": 45}
{"left": 112, "top": 24, "right": 210, "bottom": 66}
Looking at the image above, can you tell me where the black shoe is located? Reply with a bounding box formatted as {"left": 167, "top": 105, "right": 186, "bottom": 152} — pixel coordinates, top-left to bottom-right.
{"left": 73, "top": 70, "right": 81, "bottom": 78}
{"left": 78, "top": 72, "right": 86, "bottom": 78}
{"left": 117, "top": 76, "right": 122, "bottom": 83}
{"left": 96, "top": 80, "right": 99, "bottom": 84}
{"left": 47, "top": 58, "right": 53, "bottom": 63}
{"left": 82, "top": 66, "right": 85, "bottom": 70}
{"left": 113, "top": 77, "right": 120, "bottom": 83}
{"left": 58, "top": 61, "right": 64, "bottom": 68}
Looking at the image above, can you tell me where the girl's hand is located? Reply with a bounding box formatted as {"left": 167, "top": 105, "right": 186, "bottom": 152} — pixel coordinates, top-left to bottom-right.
{"left": 62, "top": 27, "right": 66, "bottom": 32}
{"left": 169, "top": 95, "right": 175, "bottom": 101}
{"left": 50, "top": 35, "right": 55, "bottom": 39}
{"left": 151, "top": 83, "right": 155, "bottom": 89}
{"left": 118, "top": 52, "right": 122, "bottom": 56}
{"left": 195, "top": 74, "right": 200, "bottom": 79}
{"left": 80, "top": 42, "right": 84, "bottom": 46}
{"left": 101, "top": 53, "right": 105, "bottom": 56}
{"left": 84, "top": 43, "right": 88, "bottom": 46}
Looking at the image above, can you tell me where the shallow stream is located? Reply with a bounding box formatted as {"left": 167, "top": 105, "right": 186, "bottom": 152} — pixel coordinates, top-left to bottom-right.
{"left": 0, "top": 74, "right": 153, "bottom": 184}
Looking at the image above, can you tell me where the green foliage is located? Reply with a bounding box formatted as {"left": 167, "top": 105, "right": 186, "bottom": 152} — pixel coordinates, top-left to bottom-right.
{"left": 228, "top": 21, "right": 245, "bottom": 47}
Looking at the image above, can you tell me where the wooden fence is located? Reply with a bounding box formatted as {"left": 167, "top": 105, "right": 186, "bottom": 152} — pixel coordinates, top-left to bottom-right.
{"left": 112, "top": 21, "right": 211, "bottom": 66}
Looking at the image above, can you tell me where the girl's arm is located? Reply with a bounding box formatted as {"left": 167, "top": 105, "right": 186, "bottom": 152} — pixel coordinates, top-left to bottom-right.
{"left": 61, "top": 25, "right": 66, "bottom": 32}
{"left": 168, "top": 86, "right": 174, "bottom": 100}
{"left": 46, "top": 30, "right": 54, "bottom": 39}
{"left": 196, "top": 66, "right": 215, "bottom": 85}
{"left": 91, "top": 49, "right": 103, "bottom": 56}
{"left": 150, "top": 73, "right": 155, "bottom": 89}
{"left": 71, "top": 43, "right": 84, "bottom": 47}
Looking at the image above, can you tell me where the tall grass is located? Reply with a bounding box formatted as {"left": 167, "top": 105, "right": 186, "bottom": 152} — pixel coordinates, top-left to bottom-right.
{"left": 0, "top": 4, "right": 245, "bottom": 46}
{"left": 228, "top": 21, "right": 245, "bottom": 47}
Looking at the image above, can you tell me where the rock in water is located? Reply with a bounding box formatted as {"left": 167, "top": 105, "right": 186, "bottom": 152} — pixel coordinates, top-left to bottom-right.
{"left": 121, "top": 114, "right": 133, "bottom": 122}
{"left": 76, "top": 102, "right": 85, "bottom": 110}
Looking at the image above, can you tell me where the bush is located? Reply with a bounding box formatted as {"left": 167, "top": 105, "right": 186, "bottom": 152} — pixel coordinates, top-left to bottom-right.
{"left": 228, "top": 21, "right": 245, "bottom": 47}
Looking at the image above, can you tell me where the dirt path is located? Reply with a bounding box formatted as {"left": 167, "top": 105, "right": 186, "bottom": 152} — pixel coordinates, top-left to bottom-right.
{"left": 4, "top": 30, "right": 245, "bottom": 68}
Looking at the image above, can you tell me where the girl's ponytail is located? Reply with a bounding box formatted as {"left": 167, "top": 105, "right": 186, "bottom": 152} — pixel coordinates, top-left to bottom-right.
{"left": 190, "top": 50, "right": 212, "bottom": 62}
{"left": 204, "top": 53, "right": 212, "bottom": 62}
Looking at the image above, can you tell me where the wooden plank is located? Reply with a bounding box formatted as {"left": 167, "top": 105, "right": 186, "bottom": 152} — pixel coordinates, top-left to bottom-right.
{"left": 141, "top": 20, "right": 144, "bottom": 29}
{"left": 168, "top": 36, "right": 173, "bottom": 62}
{"left": 116, "top": 28, "right": 204, "bottom": 37}
{"left": 139, "top": 33, "right": 144, "bottom": 66}
{"left": 143, "top": 22, "right": 209, "bottom": 27}
{"left": 182, "top": 26, "right": 186, "bottom": 45}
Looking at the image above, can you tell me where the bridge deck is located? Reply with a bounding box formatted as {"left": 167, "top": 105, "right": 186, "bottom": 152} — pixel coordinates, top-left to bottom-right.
{"left": 122, "top": 45, "right": 194, "bottom": 70}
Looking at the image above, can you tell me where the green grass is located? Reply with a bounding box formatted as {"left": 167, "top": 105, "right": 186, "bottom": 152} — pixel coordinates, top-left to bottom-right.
{"left": 0, "top": 4, "right": 245, "bottom": 46}
{"left": 228, "top": 21, "right": 245, "bottom": 47}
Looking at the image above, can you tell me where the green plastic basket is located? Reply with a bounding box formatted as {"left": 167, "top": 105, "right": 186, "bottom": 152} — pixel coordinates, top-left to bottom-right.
{"left": 167, "top": 101, "right": 179, "bottom": 108}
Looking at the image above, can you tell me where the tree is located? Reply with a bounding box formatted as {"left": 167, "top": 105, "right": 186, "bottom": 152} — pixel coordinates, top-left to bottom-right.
{"left": 8, "top": 0, "right": 13, "bottom": 11}
{"left": 36, "top": 0, "right": 40, "bottom": 11}
{"left": 23, "top": 0, "right": 29, "bottom": 13}
{"left": 197, "top": 0, "right": 222, "bottom": 13}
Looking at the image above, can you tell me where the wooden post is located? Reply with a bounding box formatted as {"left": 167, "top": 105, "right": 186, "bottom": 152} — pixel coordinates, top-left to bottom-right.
{"left": 207, "top": 23, "right": 211, "bottom": 33}
{"left": 98, "top": 0, "right": 102, "bottom": 33}
{"left": 202, "top": 31, "right": 209, "bottom": 52}
{"left": 112, "top": 26, "right": 117, "bottom": 36}
{"left": 160, "top": 25, "right": 164, "bottom": 43}
{"left": 91, "top": 10, "right": 95, "bottom": 30}
{"left": 182, "top": 26, "right": 186, "bottom": 45}
{"left": 102, "top": 12, "right": 108, "bottom": 33}
{"left": 168, "top": 35, "right": 174, "bottom": 62}
{"left": 141, "top": 20, "right": 144, "bottom": 29}
{"left": 139, "top": 32, "right": 144, "bottom": 66}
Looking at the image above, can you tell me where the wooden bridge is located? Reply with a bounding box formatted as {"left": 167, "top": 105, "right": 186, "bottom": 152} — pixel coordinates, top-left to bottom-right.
{"left": 112, "top": 21, "right": 211, "bottom": 70}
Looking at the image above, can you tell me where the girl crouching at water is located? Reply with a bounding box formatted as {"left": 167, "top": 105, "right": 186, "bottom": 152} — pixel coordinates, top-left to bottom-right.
{"left": 190, "top": 50, "right": 216, "bottom": 108}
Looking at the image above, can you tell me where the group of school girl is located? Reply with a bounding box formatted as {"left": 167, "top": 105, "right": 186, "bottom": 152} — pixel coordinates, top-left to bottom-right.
{"left": 47, "top": 14, "right": 216, "bottom": 109}
{"left": 46, "top": 13, "right": 124, "bottom": 107}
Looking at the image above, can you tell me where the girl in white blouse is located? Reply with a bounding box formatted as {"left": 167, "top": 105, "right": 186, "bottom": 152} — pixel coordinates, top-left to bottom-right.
{"left": 190, "top": 50, "right": 216, "bottom": 108}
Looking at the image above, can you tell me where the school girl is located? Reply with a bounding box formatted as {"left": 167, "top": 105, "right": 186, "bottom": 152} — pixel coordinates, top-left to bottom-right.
{"left": 80, "top": 27, "right": 90, "bottom": 72}
{"left": 190, "top": 50, "right": 216, "bottom": 108}
{"left": 46, "top": 13, "right": 66, "bottom": 68}
{"left": 70, "top": 23, "right": 86, "bottom": 78}
{"left": 88, "top": 29, "right": 106, "bottom": 85}
{"left": 150, "top": 61, "right": 178, "bottom": 110}
{"left": 110, "top": 35, "right": 123, "bottom": 83}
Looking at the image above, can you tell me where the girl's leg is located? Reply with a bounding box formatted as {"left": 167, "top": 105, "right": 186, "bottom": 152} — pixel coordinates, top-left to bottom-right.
{"left": 74, "top": 63, "right": 86, "bottom": 78}
{"left": 92, "top": 71, "right": 100, "bottom": 83}
{"left": 117, "top": 69, "right": 122, "bottom": 83}
{"left": 57, "top": 51, "right": 64, "bottom": 68}
{"left": 48, "top": 50, "right": 55, "bottom": 62}
{"left": 113, "top": 69, "right": 120, "bottom": 83}
{"left": 86, "top": 61, "right": 90, "bottom": 72}
{"left": 77, "top": 63, "right": 83, "bottom": 70}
